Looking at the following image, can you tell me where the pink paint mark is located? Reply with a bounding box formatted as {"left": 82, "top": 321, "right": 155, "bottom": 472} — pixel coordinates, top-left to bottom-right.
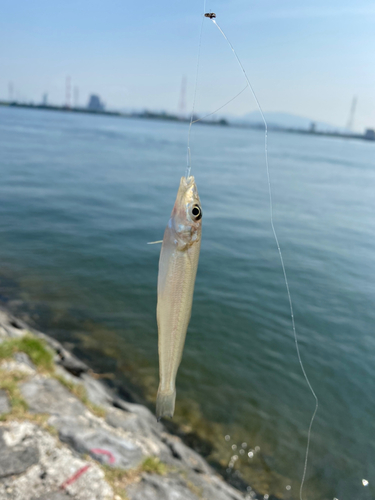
{"left": 60, "top": 464, "right": 91, "bottom": 489}
{"left": 90, "top": 448, "right": 116, "bottom": 464}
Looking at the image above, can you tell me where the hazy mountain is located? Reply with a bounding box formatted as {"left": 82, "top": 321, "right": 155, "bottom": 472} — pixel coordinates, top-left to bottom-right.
{"left": 229, "top": 111, "right": 346, "bottom": 132}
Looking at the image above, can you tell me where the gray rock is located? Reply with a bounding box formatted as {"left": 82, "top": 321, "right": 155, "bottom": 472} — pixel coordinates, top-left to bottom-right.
{"left": 57, "top": 351, "right": 89, "bottom": 377}
{"left": 161, "top": 434, "right": 212, "bottom": 474}
{"left": 14, "top": 352, "right": 36, "bottom": 370}
{"left": 1, "top": 357, "right": 36, "bottom": 375}
{"left": 31, "top": 493, "right": 69, "bottom": 500}
{"left": 113, "top": 398, "right": 160, "bottom": 433}
{"left": 20, "top": 377, "right": 86, "bottom": 417}
{"left": 0, "top": 389, "right": 10, "bottom": 414}
{"left": 208, "top": 474, "right": 248, "bottom": 500}
{"left": 0, "top": 421, "right": 113, "bottom": 500}
{"left": 126, "top": 473, "right": 200, "bottom": 500}
{"left": 53, "top": 365, "right": 82, "bottom": 386}
{"left": 106, "top": 407, "right": 161, "bottom": 440}
{"left": 55, "top": 417, "right": 144, "bottom": 470}
{"left": 81, "top": 373, "right": 113, "bottom": 407}
{"left": 0, "top": 444, "right": 39, "bottom": 478}
{"left": 0, "top": 428, "right": 6, "bottom": 446}
{"left": 0, "top": 308, "right": 26, "bottom": 339}
{"left": 105, "top": 407, "right": 172, "bottom": 461}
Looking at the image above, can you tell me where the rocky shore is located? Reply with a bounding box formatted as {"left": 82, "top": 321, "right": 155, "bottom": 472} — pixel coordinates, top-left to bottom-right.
{"left": 0, "top": 307, "right": 256, "bottom": 500}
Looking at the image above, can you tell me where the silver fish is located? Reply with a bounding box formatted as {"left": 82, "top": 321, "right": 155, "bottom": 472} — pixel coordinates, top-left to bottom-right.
{"left": 156, "top": 176, "right": 202, "bottom": 419}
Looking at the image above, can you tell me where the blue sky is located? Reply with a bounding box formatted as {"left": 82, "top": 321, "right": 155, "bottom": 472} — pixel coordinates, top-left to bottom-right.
{"left": 1, "top": 0, "right": 374, "bottom": 131}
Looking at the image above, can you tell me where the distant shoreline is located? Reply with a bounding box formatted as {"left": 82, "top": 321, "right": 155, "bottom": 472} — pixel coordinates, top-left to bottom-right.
{"left": 1, "top": 100, "right": 374, "bottom": 142}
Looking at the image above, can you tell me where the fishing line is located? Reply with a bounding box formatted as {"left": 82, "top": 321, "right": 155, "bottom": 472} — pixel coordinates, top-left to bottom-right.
{"left": 206, "top": 15, "right": 319, "bottom": 500}
{"left": 186, "top": 0, "right": 207, "bottom": 179}
{"left": 185, "top": 2, "right": 248, "bottom": 172}
{"left": 191, "top": 84, "right": 248, "bottom": 125}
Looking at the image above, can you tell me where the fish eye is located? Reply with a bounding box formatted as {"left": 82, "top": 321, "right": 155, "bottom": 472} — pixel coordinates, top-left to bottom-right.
{"left": 191, "top": 204, "right": 202, "bottom": 221}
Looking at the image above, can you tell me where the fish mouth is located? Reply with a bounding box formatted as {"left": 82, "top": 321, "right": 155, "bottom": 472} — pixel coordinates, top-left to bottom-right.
{"left": 180, "top": 176, "right": 199, "bottom": 202}
{"left": 181, "top": 175, "right": 196, "bottom": 190}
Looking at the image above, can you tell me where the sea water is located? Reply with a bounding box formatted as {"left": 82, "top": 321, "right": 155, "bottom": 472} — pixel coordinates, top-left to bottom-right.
{"left": 0, "top": 106, "right": 374, "bottom": 499}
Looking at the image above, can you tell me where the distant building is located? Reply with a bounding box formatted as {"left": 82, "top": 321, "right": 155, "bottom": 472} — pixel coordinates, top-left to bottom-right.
{"left": 364, "top": 129, "right": 375, "bottom": 141}
{"left": 42, "top": 93, "right": 48, "bottom": 106}
{"left": 218, "top": 118, "right": 228, "bottom": 126}
{"left": 87, "top": 94, "right": 105, "bottom": 112}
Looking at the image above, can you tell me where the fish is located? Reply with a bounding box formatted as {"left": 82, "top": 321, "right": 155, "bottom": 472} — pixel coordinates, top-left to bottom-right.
{"left": 156, "top": 175, "right": 202, "bottom": 419}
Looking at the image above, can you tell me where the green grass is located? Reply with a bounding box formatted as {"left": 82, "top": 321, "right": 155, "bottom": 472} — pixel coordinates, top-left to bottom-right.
{"left": 101, "top": 466, "right": 131, "bottom": 500}
{"left": 141, "top": 456, "right": 167, "bottom": 475}
{"left": 101, "top": 457, "right": 168, "bottom": 500}
{"left": 0, "top": 370, "right": 29, "bottom": 417}
{"left": 0, "top": 335, "right": 54, "bottom": 372}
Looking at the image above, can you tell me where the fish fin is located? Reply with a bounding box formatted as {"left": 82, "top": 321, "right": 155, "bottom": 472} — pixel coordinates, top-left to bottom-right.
{"left": 156, "top": 388, "right": 176, "bottom": 419}
{"left": 147, "top": 240, "right": 163, "bottom": 245}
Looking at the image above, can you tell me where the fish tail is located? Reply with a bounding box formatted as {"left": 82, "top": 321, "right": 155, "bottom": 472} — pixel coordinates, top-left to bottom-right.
{"left": 156, "top": 388, "right": 176, "bottom": 420}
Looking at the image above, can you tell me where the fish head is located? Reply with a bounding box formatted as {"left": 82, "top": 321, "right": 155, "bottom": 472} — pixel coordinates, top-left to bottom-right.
{"left": 170, "top": 176, "right": 202, "bottom": 249}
